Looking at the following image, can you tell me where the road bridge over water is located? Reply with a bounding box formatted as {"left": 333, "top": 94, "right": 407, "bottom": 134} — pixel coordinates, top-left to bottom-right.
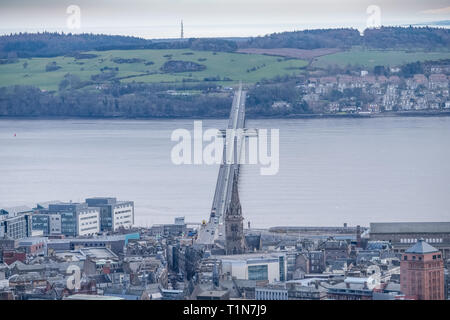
{"left": 196, "top": 84, "right": 247, "bottom": 247}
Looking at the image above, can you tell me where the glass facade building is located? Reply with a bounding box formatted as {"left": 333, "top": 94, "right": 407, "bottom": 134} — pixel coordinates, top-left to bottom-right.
{"left": 248, "top": 265, "right": 269, "bottom": 281}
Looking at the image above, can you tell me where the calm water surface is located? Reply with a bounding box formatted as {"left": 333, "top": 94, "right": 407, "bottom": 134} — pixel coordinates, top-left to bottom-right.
{"left": 1, "top": 117, "right": 449, "bottom": 228}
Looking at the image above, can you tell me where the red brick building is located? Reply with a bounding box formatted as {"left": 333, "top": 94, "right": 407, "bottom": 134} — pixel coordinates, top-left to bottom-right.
{"left": 400, "top": 239, "right": 444, "bottom": 300}
{"left": 2, "top": 250, "right": 26, "bottom": 265}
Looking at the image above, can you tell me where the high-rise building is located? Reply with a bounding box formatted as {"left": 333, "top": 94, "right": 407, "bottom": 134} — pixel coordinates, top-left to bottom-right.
{"left": 224, "top": 173, "right": 246, "bottom": 255}
{"left": 400, "top": 239, "right": 445, "bottom": 300}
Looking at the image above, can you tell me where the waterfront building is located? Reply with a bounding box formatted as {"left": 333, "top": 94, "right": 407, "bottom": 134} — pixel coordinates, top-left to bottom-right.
{"left": 0, "top": 207, "right": 32, "bottom": 240}
{"left": 48, "top": 203, "right": 100, "bottom": 237}
{"left": 85, "top": 197, "right": 134, "bottom": 232}
{"left": 370, "top": 222, "right": 450, "bottom": 259}
{"left": 149, "top": 217, "right": 187, "bottom": 237}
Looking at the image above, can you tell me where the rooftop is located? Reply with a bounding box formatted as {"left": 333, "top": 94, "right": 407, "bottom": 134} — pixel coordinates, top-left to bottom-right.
{"left": 64, "top": 294, "right": 124, "bottom": 300}
{"left": 405, "top": 239, "right": 440, "bottom": 254}
{"left": 213, "top": 252, "right": 284, "bottom": 262}
{"left": 370, "top": 222, "right": 450, "bottom": 234}
{"left": 0, "top": 206, "right": 33, "bottom": 217}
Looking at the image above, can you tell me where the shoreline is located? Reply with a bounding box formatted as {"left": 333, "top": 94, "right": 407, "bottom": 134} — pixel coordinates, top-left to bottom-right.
{"left": 1, "top": 111, "right": 450, "bottom": 121}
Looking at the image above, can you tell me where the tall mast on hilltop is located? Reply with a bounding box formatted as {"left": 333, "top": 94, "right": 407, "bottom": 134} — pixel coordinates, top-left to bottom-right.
{"left": 180, "top": 20, "right": 184, "bottom": 39}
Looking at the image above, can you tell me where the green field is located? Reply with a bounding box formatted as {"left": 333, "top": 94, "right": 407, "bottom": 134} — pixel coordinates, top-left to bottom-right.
{"left": 313, "top": 48, "right": 450, "bottom": 68}
{"left": 0, "top": 49, "right": 308, "bottom": 91}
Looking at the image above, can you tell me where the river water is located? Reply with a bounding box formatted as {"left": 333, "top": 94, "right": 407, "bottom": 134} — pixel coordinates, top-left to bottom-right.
{"left": 1, "top": 117, "right": 449, "bottom": 228}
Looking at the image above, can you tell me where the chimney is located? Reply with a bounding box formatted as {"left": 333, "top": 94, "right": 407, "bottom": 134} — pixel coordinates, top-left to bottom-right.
{"left": 356, "top": 225, "right": 362, "bottom": 248}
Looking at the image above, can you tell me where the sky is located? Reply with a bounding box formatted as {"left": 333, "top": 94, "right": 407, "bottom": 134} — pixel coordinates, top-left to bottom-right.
{"left": 0, "top": 0, "right": 449, "bottom": 38}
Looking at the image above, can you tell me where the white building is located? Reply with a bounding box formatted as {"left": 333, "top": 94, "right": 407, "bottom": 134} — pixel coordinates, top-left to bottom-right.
{"left": 78, "top": 208, "right": 100, "bottom": 236}
{"left": 215, "top": 253, "right": 287, "bottom": 283}
{"left": 112, "top": 201, "right": 134, "bottom": 231}
{"left": 85, "top": 198, "right": 134, "bottom": 232}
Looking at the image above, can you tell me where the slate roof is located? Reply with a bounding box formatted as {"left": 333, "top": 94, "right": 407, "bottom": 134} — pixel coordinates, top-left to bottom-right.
{"left": 405, "top": 239, "right": 440, "bottom": 254}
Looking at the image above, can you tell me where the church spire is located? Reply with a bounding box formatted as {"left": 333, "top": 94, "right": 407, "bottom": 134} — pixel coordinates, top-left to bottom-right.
{"left": 226, "top": 171, "right": 241, "bottom": 217}
{"left": 225, "top": 170, "right": 245, "bottom": 255}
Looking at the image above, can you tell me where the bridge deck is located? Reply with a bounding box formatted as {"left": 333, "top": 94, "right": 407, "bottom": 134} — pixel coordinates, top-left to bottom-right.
{"left": 196, "top": 85, "right": 246, "bottom": 246}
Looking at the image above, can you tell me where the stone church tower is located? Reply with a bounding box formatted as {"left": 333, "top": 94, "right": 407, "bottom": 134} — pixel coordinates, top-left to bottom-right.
{"left": 225, "top": 172, "right": 246, "bottom": 255}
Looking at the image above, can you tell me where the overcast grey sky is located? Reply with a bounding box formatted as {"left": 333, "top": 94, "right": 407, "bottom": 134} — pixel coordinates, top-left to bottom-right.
{"left": 1, "top": 0, "right": 449, "bottom": 38}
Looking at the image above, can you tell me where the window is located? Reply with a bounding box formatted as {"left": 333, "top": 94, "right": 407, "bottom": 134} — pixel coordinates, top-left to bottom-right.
{"left": 248, "top": 265, "right": 268, "bottom": 281}
{"left": 279, "top": 256, "right": 285, "bottom": 282}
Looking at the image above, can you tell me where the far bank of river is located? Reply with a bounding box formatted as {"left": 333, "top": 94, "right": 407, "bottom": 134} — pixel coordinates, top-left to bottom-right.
{"left": 1, "top": 110, "right": 450, "bottom": 121}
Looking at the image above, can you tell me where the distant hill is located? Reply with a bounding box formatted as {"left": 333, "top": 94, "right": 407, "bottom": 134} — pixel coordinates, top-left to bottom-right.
{"left": 0, "top": 26, "right": 448, "bottom": 60}
{"left": 362, "top": 26, "right": 450, "bottom": 49}
{"left": 240, "top": 26, "right": 450, "bottom": 50}
{"left": 411, "top": 20, "right": 450, "bottom": 27}
{"left": 0, "top": 32, "right": 237, "bottom": 59}
{"left": 0, "top": 32, "right": 155, "bottom": 58}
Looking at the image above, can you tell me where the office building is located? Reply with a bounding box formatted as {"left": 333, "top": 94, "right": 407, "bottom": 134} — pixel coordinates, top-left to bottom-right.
{"left": 214, "top": 252, "right": 287, "bottom": 283}
{"left": 85, "top": 198, "right": 134, "bottom": 232}
{"left": 47, "top": 203, "right": 100, "bottom": 237}
{"left": 0, "top": 207, "right": 32, "bottom": 240}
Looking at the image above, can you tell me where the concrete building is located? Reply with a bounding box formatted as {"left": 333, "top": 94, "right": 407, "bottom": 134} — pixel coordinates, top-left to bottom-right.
{"left": 17, "top": 237, "right": 47, "bottom": 255}
{"left": 286, "top": 279, "right": 328, "bottom": 300}
{"left": 327, "top": 277, "right": 378, "bottom": 300}
{"left": 0, "top": 208, "right": 32, "bottom": 240}
{"left": 370, "top": 222, "right": 450, "bottom": 259}
{"left": 85, "top": 198, "right": 134, "bottom": 232}
{"left": 197, "top": 290, "right": 230, "bottom": 300}
{"left": 47, "top": 233, "right": 140, "bottom": 255}
{"left": 400, "top": 239, "right": 445, "bottom": 300}
{"left": 48, "top": 203, "right": 100, "bottom": 237}
{"left": 32, "top": 213, "right": 62, "bottom": 236}
{"left": 255, "top": 284, "right": 289, "bottom": 300}
{"left": 214, "top": 253, "right": 287, "bottom": 283}
{"left": 149, "top": 217, "right": 187, "bottom": 237}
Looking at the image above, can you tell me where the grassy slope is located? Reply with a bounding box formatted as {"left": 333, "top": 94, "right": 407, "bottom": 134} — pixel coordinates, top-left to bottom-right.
{"left": 0, "top": 49, "right": 308, "bottom": 91}
{"left": 313, "top": 48, "right": 450, "bottom": 68}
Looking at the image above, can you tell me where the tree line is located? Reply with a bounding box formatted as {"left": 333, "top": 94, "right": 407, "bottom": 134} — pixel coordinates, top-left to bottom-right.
{"left": 240, "top": 26, "right": 450, "bottom": 50}
{"left": 0, "top": 79, "right": 316, "bottom": 118}
{"left": 0, "top": 32, "right": 237, "bottom": 59}
{"left": 1, "top": 27, "right": 448, "bottom": 60}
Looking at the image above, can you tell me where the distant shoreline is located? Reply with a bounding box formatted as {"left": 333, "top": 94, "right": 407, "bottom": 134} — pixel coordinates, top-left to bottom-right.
{"left": 1, "top": 111, "right": 450, "bottom": 121}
